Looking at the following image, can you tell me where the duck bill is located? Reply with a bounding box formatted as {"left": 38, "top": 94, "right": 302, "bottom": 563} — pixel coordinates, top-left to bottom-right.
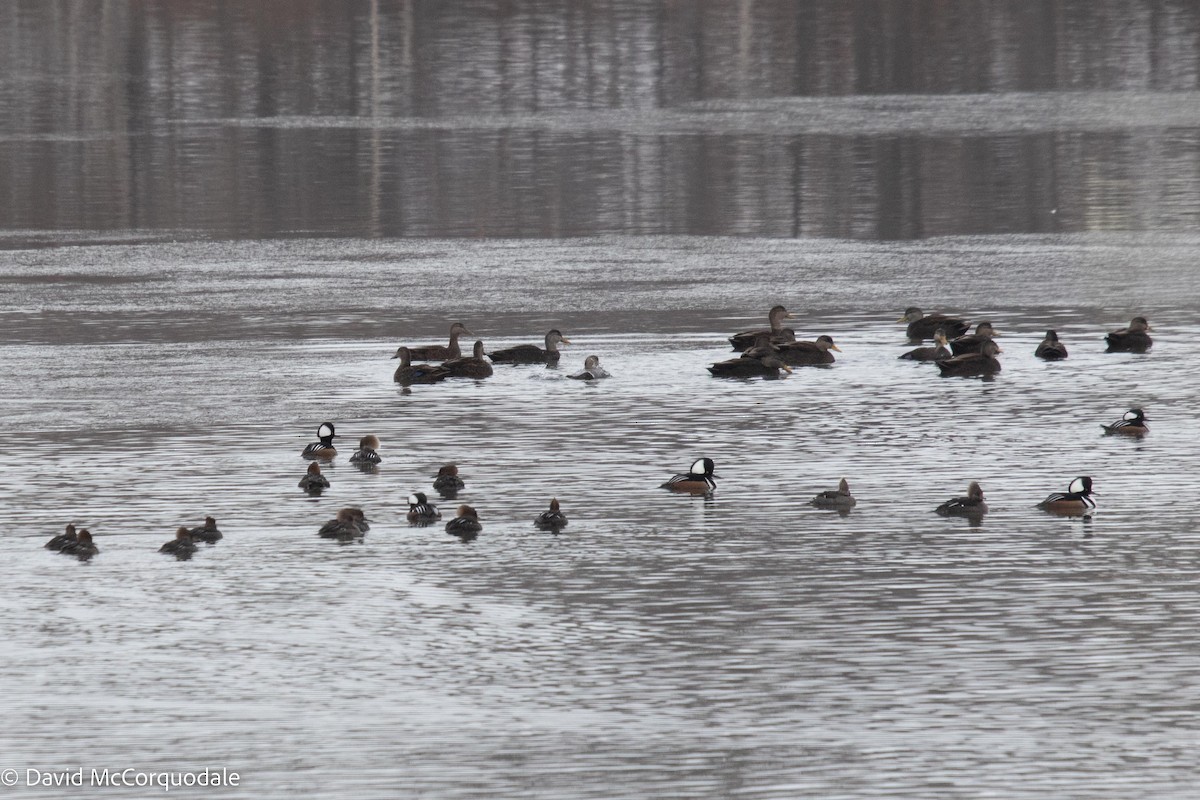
{"left": 830, "top": 344, "right": 843, "bottom": 352}
{"left": 560, "top": 337, "right": 572, "bottom": 345}
{"left": 781, "top": 365, "right": 793, "bottom": 373}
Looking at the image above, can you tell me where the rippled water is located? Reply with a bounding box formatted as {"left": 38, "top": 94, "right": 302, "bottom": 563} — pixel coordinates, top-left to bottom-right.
{"left": 3, "top": 235, "right": 1200, "bottom": 798}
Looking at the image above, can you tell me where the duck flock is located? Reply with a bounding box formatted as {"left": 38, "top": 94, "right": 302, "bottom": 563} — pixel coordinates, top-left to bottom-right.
{"left": 42, "top": 305, "right": 1154, "bottom": 560}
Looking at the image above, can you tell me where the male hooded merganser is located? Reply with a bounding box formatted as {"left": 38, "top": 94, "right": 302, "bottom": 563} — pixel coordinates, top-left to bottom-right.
{"left": 898, "top": 307, "right": 970, "bottom": 341}
{"left": 709, "top": 353, "right": 792, "bottom": 378}
{"left": 728, "top": 305, "right": 797, "bottom": 351}
{"left": 534, "top": 498, "right": 569, "bottom": 530}
{"left": 1037, "top": 476, "right": 1096, "bottom": 514}
{"left": 45, "top": 522, "right": 78, "bottom": 551}
{"left": 661, "top": 458, "right": 718, "bottom": 494}
{"left": 160, "top": 527, "right": 197, "bottom": 559}
{"left": 936, "top": 339, "right": 1002, "bottom": 377}
{"left": 443, "top": 340, "right": 494, "bottom": 378}
{"left": 406, "top": 492, "right": 441, "bottom": 524}
{"left": 810, "top": 478, "right": 857, "bottom": 508}
{"left": 61, "top": 528, "right": 98, "bottom": 560}
{"left": 949, "top": 322, "right": 998, "bottom": 356}
{"left": 1105, "top": 316, "right": 1153, "bottom": 353}
{"left": 1035, "top": 330, "right": 1068, "bottom": 360}
{"left": 446, "top": 505, "right": 482, "bottom": 537}
{"left": 302, "top": 421, "right": 339, "bottom": 460}
{"left": 188, "top": 516, "right": 222, "bottom": 544}
{"left": 318, "top": 508, "right": 366, "bottom": 540}
{"left": 899, "top": 329, "right": 951, "bottom": 361}
{"left": 299, "top": 461, "right": 330, "bottom": 493}
{"left": 392, "top": 347, "right": 451, "bottom": 385}
{"left": 936, "top": 481, "right": 988, "bottom": 517}
{"left": 776, "top": 335, "right": 841, "bottom": 366}
{"left": 433, "top": 464, "right": 465, "bottom": 494}
{"left": 487, "top": 330, "right": 571, "bottom": 364}
{"left": 403, "top": 322, "right": 475, "bottom": 361}
{"left": 568, "top": 355, "right": 611, "bottom": 380}
{"left": 350, "top": 434, "right": 382, "bottom": 465}
{"left": 1101, "top": 408, "right": 1149, "bottom": 436}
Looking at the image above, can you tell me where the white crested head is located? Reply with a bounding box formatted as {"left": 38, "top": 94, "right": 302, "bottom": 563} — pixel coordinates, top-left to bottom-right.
{"left": 1068, "top": 476, "right": 1092, "bottom": 494}
{"left": 317, "top": 422, "right": 335, "bottom": 439}
{"left": 689, "top": 458, "right": 715, "bottom": 476}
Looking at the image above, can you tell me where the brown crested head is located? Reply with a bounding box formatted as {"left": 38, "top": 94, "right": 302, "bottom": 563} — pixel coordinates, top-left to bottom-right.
{"left": 968, "top": 482, "right": 984, "bottom": 500}
{"left": 204, "top": 516, "right": 217, "bottom": 527}
{"left": 457, "top": 505, "right": 479, "bottom": 519}
{"left": 838, "top": 478, "right": 850, "bottom": 493}
{"left": 548, "top": 498, "right": 560, "bottom": 511}
{"left": 65, "top": 522, "right": 77, "bottom": 536}
{"left": 307, "top": 462, "right": 322, "bottom": 475}
{"left": 360, "top": 434, "right": 380, "bottom": 450}
{"left": 336, "top": 508, "right": 356, "bottom": 523}
{"left": 438, "top": 464, "right": 458, "bottom": 477}
{"left": 175, "top": 526, "right": 191, "bottom": 540}
{"left": 76, "top": 529, "right": 93, "bottom": 543}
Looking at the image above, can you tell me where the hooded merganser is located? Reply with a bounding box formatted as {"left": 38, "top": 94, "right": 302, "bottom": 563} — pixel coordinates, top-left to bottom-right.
{"left": 406, "top": 492, "right": 441, "bottom": 524}
{"left": 350, "top": 434, "right": 382, "bottom": 465}
{"left": 302, "top": 421, "right": 338, "bottom": 460}
{"left": 433, "top": 464, "right": 465, "bottom": 494}
{"left": 443, "top": 340, "right": 494, "bottom": 378}
{"left": 160, "top": 527, "right": 197, "bottom": 559}
{"left": 61, "top": 528, "right": 97, "bottom": 560}
{"left": 568, "top": 355, "right": 611, "bottom": 380}
{"left": 936, "top": 339, "right": 1002, "bottom": 377}
{"left": 1035, "top": 330, "right": 1069, "bottom": 360}
{"left": 45, "top": 522, "right": 77, "bottom": 551}
{"left": 709, "top": 353, "right": 793, "bottom": 378}
{"left": 810, "top": 478, "right": 857, "bottom": 508}
{"left": 728, "top": 305, "right": 797, "bottom": 351}
{"left": 1105, "top": 316, "right": 1153, "bottom": 353}
{"left": 446, "top": 505, "right": 482, "bottom": 537}
{"left": 299, "top": 461, "right": 330, "bottom": 493}
{"left": 1037, "top": 476, "right": 1096, "bottom": 514}
{"left": 661, "top": 458, "right": 718, "bottom": 494}
{"left": 936, "top": 481, "right": 988, "bottom": 517}
{"left": 534, "top": 498, "right": 569, "bottom": 530}
{"left": 318, "top": 508, "right": 366, "bottom": 540}
{"left": 899, "top": 329, "right": 951, "bottom": 361}
{"left": 392, "top": 347, "right": 451, "bottom": 385}
{"left": 1101, "top": 408, "right": 1149, "bottom": 436}
{"left": 898, "top": 307, "right": 970, "bottom": 341}
{"left": 487, "top": 329, "right": 571, "bottom": 364}
{"left": 776, "top": 335, "right": 841, "bottom": 366}
{"left": 403, "top": 322, "right": 474, "bottom": 361}
{"left": 187, "top": 516, "right": 223, "bottom": 544}
{"left": 949, "top": 322, "right": 998, "bottom": 356}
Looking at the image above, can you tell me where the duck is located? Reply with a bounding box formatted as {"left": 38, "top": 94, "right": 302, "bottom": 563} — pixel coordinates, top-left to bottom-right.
{"left": 487, "top": 329, "right": 571, "bottom": 364}
{"left": 401, "top": 322, "right": 474, "bottom": 361}
{"left": 899, "top": 329, "right": 951, "bottom": 361}
{"left": 1101, "top": 408, "right": 1149, "bottom": 436}
{"left": 949, "top": 321, "right": 998, "bottom": 356}
{"left": 391, "top": 347, "right": 450, "bottom": 385}
{"left": 776, "top": 335, "right": 841, "bottom": 366}
{"left": 442, "top": 340, "right": 494, "bottom": 378}
{"left": 810, "top": 478, "right": 857, "bottom": 509}
{"left": 45, "top": 523, "right": 78, "bottom": 551}
{"left": 446, "top": 505, "right": 483, "bottom": 537}
{"left": 709, "top": 353, "right": 793, "bottom": 378}
{"left": 936, "top": 339, "right": 1002, "bottom": 377}
{"left": 159, "top": 527, "right": 197, "bottom": 559}
{"left": 738, "top": 333, "right": 779, "bottom": 360}
{"left": 299, "top": 461, "right": 330, "bottom": 493}
{"left": 301, "top": 421, "right": 338, "bottom": 460}
{"left": 406, "top": 492, "right": 441, "bottom": 524}
{"left": 935, "top": 481, "right": 988, "bottom": 517}
{"left": 60, "top": 528, "right": 98, "bottom": 560}
{"left": 567, "top": 355, "right": 611, "bottom": 380}
{"left": 1035, "top": 330, "right": 1069, "bottom": 360}
{"left": 534, "top": 498, "right": 569, "bottom": 530}
{"left": 661, "top": 458, "right": 718, "bottom": 494}
{"left": 433, "top": 464, "right": 465, "bottom": 495}
{"left": 1037, "top": 476, "right": 1096, "bottom": 514}
{"left": 187, "top": 516, "right": 223, "bottom": 544}
{"left": 898, "top": 307, "right": 970, "bottom": 341}
{"left": 318, "top": 508, "right": 366, "bottom": 540}
{"left": 728, "top": 305, "right": 797, "bottom": 351}
{"left": 1105, "top": 316, "right": 1153, "bottom": 353}
{"left": 349, "top": 434, "right": 382, "bottom": 465}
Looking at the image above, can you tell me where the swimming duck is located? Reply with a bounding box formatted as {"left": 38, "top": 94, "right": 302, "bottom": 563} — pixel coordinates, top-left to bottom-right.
{"left": 936, "top": 481, "right": 988, "bottom": 517}
{"left": 1035, "top": 330, "right": 1069, "bottom": 360}
{"left": 487, "top": 329, "right": 571, "bottom": 364}
{"left": 318, "top": 508, "right": 366, "bottom": 540}
{"left": 776, "top": 335, "right": 841, "bottom": 366}
{"left": 392, "top": 347, "right": 451, "bottom": 385}
{"left": 738, "top": 333, "right": 780, "bottom": 360}
{"left": 1101, "top": 408, "right": 1149, "bottom": 436}
{"left": 567, "top": 355, "right": 611, "bottom": 380}
{"left": 810, "top": 478, "right": 857, "bottom": 509}
{"left": 60, "top": 528, "right": 97, "bottom": 560}
{"left": 709, "top": 353, "right": 793, "bottom": 378}
{"left": 661, "top": 458, "right": 718, "bottom": 494}
{"left": 406, "top": 492, "right": 441, "bottom": 524}
{"left": 949, "top": 321, "right": 998, "bottom": 356}
{"left": 534, "top": 498, "right": 569, "bottom": 530}
{"left": 433, "top": 464, "right": 465, "bottom": 495}
{"left": 299, "top": 462, "right": 330, "bottom": 494}
{"left": 446, "top": 505, "right": 483, "bottom": 537}
{"left": 1037, "top": 476, "right": 1096, "bottom": 514}
{"left": 728, "top": 306, "right": 797, "bottom": 351}
{"left": 899, "top": 329, "right": 951, "bottom": 361}
{"left": 443, "top": 340, "right": 494, "bottom": 379}
{"left": 936, "top": 339, "right": 1002, "bottom": 377}
{"left": 159, "top": 527, "right": 197, "bottom": 559}
{"left": 45, "top": 523, "right": 77, "bottom": 551}
{"left": 1105, "top": 316, "right": 1153, "bottom": 353}
{"left": 899, "top": 307, "right": 970, "bottom": 341}
{"left": 350, "top": 434, "right": 382, "bottom": 465}
{"left": 402, "top": 322, "right": 474, "bottom": 361}
{"left": 301, "top": 421, "right": 339, "bottom": 460}
{"left": 188, "top": 516, "right": 223, "bottom": 544}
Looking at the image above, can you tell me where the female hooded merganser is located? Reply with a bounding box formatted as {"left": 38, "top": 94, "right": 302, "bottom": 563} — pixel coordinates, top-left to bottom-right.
{"left": 899, "top": 307, "right": 970, "bottom": 341}
{"left": 433, "top": 464, "right": 465, "bottom": 494}
{"left": 936, "top": 339, "right": 1002, "bottom": 377}
{"left": 392, "top": 347, "right": 451, "bottom": 385}
{"left": 318, "top": 508, "right": 366, "bottom": 540}
{"left": 403, "top": 322, "right": 475, "bottom": 361}
{"left": 487, "top": 329, "right": 571, "bottom": 364}
{"left": 406, "top": 492, "right": 441, "bottom": 524}
{"left": 443, "top": 340, "right": 494, "bottom": 378}
{"left": 1105, "top": 316, "right": 1153, "bottom": 353}
{"left": 776, "top": 335, "right": 841, "bottom": 366}
{"left": 949, "top": 322, "right": 998, "bottom": 356}
{"left": 1037, "top": 476, "right": 1096, "bottom": 514}
{"left": 899, "top": 329, "right": 951, "bottom": 361}
{"left": 188, "top": 516, "right": 223, "bottom": 544}
{"left": 661, "top": 458, "right": 719, "bottom": 494}
{"left": 302, "top": 422, "right": 339, "bottom": 460}
{"left": 160, "top": 527, "right": 197, "bottom": 559}
{"left": 446, "top": 505, "right": 482, "bottom": 537}
{"left": 1101, "top": 408, "right": 1149, "bottom": 436}
{"left": 350, "top": 434, "right": 382, "bottom": 465}
{"left": 709, "top": 353, "right": 792, "bottom": 378}
{"left": 45, "top": 522, "right": 77, "bottom": 551}
{"left": 936, "top": 481, "right": 988, "bottom": 517}
{"left": 728, "top": 306, "right": 797, "bottom": 351}
{"left": 810, "top": 478, "right": 857, "bottom": 508}
{"left": 1035, "top": 330, "right": 1068, "bottom": 360}
{"left": 534, "top": 498, "right": 569, "bottom": 530}
{"left": 568, "top": 355, "right": 611, "bottom": 380}
{"left": 299, "top": 461, "right": 330, "bottom": 493}
{"left": 61, "top": 528, "right": 97, "bottom": 560}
